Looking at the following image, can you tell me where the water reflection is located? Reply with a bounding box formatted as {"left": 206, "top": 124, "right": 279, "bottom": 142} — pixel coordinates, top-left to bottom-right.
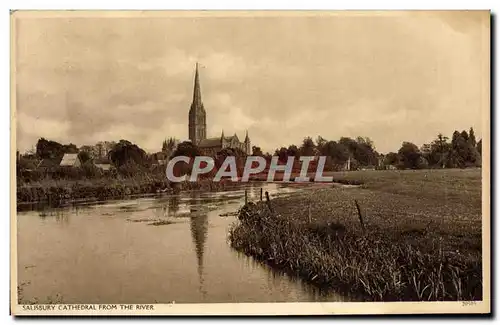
{"left": 37, "top": 208, "right": 70, "bottom": 225}
{"left": 168, "top": 195, "right": 180, "bottom": 216}
{"left": 55, "top": 213, "right": 70, "bottom": 225}
{"left": 17, "top": 182, "right": 346, "bottom": 303}
{"left": 189, "top": 212, "right": 208, "bottom": 299}
{"left": 235, "top": 251, "right": 346, "bottom": 302}
{"left": 188, "top": 191, "right": 208, "bottom": 298}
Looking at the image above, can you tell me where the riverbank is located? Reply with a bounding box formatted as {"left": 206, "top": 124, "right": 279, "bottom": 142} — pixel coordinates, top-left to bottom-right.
{"left": 248, "top": 171, "right": 363, "bottom": 185}
{"left": 229, "top": 169, "right": 483, "bottom": 301}
{"left": 16, "top": 177, "right": 240, "bottom": 205}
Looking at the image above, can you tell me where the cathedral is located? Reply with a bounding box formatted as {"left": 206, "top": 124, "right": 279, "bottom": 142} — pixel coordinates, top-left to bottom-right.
{"left": 188, "top": 63, "right": 251, "bottom": 156}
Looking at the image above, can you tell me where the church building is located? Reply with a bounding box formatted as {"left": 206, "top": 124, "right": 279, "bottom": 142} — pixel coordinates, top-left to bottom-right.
{"left": 188, "top": 63, "right": 251, "bottom": 156}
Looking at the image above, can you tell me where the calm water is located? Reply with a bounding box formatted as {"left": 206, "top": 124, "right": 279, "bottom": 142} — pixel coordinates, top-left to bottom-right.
{"left": 17, "top": 183, "right": 344, "bottom": 304}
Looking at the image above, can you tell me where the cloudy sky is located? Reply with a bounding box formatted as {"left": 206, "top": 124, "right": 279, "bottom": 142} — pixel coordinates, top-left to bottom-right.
{"left": 14, "top": 11, "right": 489, "bottom": 154}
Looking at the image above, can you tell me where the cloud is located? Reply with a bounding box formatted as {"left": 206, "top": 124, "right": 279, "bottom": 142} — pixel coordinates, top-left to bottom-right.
{"left": 14, "top": 12, "right": 488, "bottom": 154}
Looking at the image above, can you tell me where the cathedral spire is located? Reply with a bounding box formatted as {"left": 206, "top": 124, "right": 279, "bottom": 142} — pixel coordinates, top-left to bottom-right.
{"left": 192, "top": 62, "right": 203, "bottom": 109}
{"left": 189, "top": 63, "right": 207, "bottom": 144}
{"left": 245, "top": 130, "right": 249, "bottom": 142}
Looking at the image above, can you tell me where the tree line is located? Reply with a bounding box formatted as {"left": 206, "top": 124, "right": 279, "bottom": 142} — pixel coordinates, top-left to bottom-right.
{"left": 19, "top": 126, "right": 482, "bottom": 183}
{"left": 249, "top": 136, "right": 379, "bottom": 171}
{"left": 385, "top": 128, "right": 481, "bottom": 169}
{"left": 250, "top": 127, "right": 482, "bottom": 170}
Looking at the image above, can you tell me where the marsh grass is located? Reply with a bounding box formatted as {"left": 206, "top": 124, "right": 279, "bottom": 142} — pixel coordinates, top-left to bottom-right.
{"left": 16, "top": 177, "right": 240, "bottom": 204}
{"left": 229, "top": 202, "right": 482, "bottom": 301}
{"left": 230, "top": 169, "right": 482, "bottom": 301}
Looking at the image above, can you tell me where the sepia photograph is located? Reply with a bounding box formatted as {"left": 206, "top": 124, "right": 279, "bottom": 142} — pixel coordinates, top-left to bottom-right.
{"left": 10, "top": 10, "right": 490, "bottom": 315}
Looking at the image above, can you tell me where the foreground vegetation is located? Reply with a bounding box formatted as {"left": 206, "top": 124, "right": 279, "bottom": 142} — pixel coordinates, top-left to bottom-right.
{"left": 229, "top": 169, "right": 482, "bottom": 301}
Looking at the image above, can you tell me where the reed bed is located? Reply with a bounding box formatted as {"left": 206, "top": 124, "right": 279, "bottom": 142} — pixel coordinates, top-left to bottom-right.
{"left": 229, "top": 201, "right": 482, "bottom": 301}
{"left": 229, "top": 168, "right": 483, "bottom": 302}
{"left": 16, "top": 177, "right": 236, "bottom": 204}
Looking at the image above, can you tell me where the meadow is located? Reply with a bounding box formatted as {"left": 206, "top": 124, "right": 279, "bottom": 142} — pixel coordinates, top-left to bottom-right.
{"left": 229, "top": 168, "right": 483, "bottom": 301}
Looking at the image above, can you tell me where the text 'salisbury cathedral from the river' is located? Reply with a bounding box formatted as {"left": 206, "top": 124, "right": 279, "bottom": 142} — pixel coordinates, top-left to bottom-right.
{"left": 188, "top": 63, "right": 251, "bottom": 156}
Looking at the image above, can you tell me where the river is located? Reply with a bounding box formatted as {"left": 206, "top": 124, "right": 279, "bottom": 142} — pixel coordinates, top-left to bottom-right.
{"left": 17, "top": 182, "right": 345, "bottom": 304}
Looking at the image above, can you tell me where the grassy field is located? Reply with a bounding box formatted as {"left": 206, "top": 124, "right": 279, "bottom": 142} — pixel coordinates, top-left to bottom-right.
{"left": 230, "top": 168, "right": 483, "bottom": 301}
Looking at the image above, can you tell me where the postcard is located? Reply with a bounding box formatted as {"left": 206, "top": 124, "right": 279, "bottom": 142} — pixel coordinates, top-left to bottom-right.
{"left": 10, "top": 10, "right": 490, "bottom": 315}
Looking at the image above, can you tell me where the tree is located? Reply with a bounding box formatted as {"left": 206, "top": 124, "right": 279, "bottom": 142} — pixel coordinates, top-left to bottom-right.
{"left": 299, "top": 137, "right": 316, "bottom": 156}
{"left": 468, "top": 127, "right": 477, "bottom": 148}
{"left": 108, "top": 140, "right": 149, "bottom": 168}
{"left": 162, "top": 137, "right": 179, "bottom": 157}
{"left": 449, "top": 130, "right": 478, "bottom": 168}
{"left": 286, "top": 145, "right": 299, "bottom": 158}
{"left": 315, "top": 136, "right": 327, "bottom": 154}
{"left": 338, "top": 136, "right": 377, "bottom": 167}
{"left": 322, "top": 141, "right": 349, "bottom": 166}
{"left": 170, "top": 141, "right": 201, "bottom": 159}
{"left": 218, "top": 147, "right": 246, "bottom": 157}
{"left": 274, "top": 147, "right": 288, "bottom": 162}
{"left": 36, "top": 138, "right": 64, "bottom": 159}
{"left": 251, "top": 146, "right": 263, "bottom": 156}
{"left": 460, "top": 130, "right": 469, "bottom": 143}
{"left": 477, "top": 139, "right": 482, "bottom": 156}
{"left": 449, "top": 131, "right": 464, "bottom": 167}
{"left": 95, "top": 142, "right": 104, "bottom": 158}
{"left": 339, "top": 137, "right": 358, "bottom": 153}
{"left": 81, "top": 160, "right": 100, "bottom": 178}
{"left": 398, "top": 142, "right": 421, "bottom": 169}
{"left": 429, "top": 133, "right": 450, "bottom": 168}
{"left": 384, "top": 152, "right": 399, "bottom": 166}
{"left": 77, "top": 151, "right": 91, "bottom": 164}
{"left": 465, "top": 127, "right": 480, "bottom": 166}
{"left": 356, "top": 136, "right": 375, "bottom": 149}
{"left": 63, "top": 143, "right": 79, "bottom": 154}
{"left": 35, "top": 138, "right": 79, "bottom": 160}
{"left": 420, "top": 143, "right": 432, "bottom": 166}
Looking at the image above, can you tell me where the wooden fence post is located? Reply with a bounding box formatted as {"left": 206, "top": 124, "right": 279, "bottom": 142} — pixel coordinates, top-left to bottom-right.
{"left": 244, "top": 189, "right": 248, "bottom": 205}
{"left": 265, "top": 191, "right": 273, "bottom": 213}
{"left": 260, "top": 188, "right": 263, "bottom": 201}
{"left": 354, "top": 199, "right": 365, "bottom": 233}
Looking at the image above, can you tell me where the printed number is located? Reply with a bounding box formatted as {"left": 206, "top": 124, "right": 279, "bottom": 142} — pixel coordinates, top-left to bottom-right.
{"left": 462, "top": 301, "right": 477, "bottom": 306}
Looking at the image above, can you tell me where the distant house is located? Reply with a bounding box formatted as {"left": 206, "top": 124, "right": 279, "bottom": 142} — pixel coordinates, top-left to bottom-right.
{"left": 153, "top": 151, "right": 168, "bottom": 161}
{"left": 60, "top": 153, "right": 82, "bottom": 168}
{"left": 150, "top": 152, "right": 170, "bottom": 168}
{"left": 95, "top": 163, "right": 113, "bottom": 171}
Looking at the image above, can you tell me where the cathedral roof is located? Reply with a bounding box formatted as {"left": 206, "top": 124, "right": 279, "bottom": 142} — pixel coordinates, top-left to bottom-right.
{"left": 198, "top": 137, "right": 222, "bottom": 148}
{"left": 226, "top": 134, "right": 239, "bottom": 142}
{"left": 198, "top": 134, "right": 245, "bottom": 148}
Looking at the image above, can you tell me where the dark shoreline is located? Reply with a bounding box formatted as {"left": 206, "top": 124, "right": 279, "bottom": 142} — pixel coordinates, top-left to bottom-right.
{"left": 16, "top": 173, "right": 358, "bottom": 208}
{"left": 16, "top": 178, "right": 256, "bottom": 208}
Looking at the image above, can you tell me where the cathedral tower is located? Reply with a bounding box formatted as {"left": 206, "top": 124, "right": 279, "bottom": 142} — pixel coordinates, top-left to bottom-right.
{"left": 188, "top": 63, "right": 207, "bottom": 144}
